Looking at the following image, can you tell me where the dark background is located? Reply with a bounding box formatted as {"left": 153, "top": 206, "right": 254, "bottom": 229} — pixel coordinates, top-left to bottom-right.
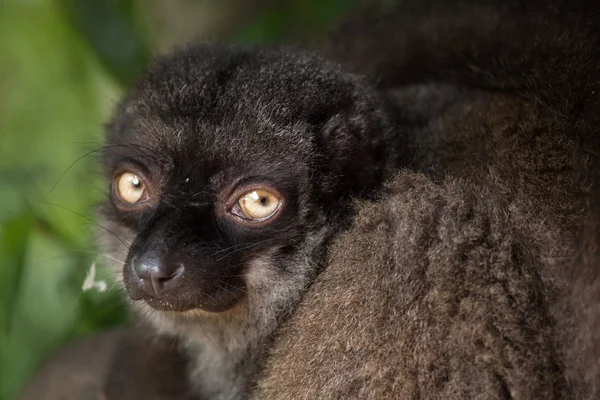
{"left": 0, "top": 1, "right": 359, "bottom": 398}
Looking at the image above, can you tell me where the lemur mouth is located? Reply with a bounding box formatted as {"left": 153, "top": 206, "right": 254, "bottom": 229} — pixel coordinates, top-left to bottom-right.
{"left": 132, "top": 277, "right": 248, "bottom": 313}
{"left": 141, "top": 294, "right": 244, "bottom": 313}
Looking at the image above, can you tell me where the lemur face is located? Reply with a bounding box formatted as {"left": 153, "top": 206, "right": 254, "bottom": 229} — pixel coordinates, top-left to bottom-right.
{"left": 99, "top": 45, "right": 396, "bottom": 321}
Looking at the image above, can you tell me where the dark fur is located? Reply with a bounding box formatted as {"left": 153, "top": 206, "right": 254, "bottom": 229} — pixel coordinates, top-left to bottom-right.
{"left": 254, "top": 0, "right": 600, "bottom": 398}
{"left": 18, "top": 328, "right": 194, "bottom": 400}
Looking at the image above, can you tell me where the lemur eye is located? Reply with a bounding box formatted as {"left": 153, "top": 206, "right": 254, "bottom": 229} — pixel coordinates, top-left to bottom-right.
{"left": 231, "top": 189, "right": 282, "bottom": 221}
{"left": 114, "top": 172, "right": 147, "bottom": 205}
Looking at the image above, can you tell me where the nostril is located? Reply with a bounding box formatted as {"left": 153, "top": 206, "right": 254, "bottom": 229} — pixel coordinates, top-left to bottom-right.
{"left": 159, "top": 264, "right": 183, "bottom": 282}
{"left": 132, "top": 256, "right": 184, "bottom": 298}
{"left": 158, "top": 263, "right": 184, "bottom": 293}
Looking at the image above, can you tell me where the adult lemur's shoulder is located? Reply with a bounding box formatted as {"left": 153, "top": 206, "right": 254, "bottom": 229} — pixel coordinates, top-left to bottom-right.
{"left": 253, "top": 0, "right": 600, "bottom": 399}
{"left": 253, "top": 170, "right": 572, "bottom": 399}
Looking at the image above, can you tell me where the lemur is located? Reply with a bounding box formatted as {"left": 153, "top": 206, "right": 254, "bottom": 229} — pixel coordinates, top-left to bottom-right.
{"left": 19, "top": 0, "right": 600, "bottom": 399}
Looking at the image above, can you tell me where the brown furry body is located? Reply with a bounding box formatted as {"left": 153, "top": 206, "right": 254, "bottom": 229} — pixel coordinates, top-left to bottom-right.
{"left": 252, "top": 0, "right": 600, "bottom": 398}
{"left": 252, "top": 170, "right": 572, "bottom": 399}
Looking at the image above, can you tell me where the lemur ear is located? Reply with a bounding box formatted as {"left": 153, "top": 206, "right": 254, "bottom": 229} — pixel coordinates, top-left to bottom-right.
{"left": 316, "top": 97, "right": 398, "bottom": 203}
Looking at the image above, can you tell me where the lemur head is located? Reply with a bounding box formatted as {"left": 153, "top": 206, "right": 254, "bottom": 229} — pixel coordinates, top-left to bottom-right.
{"left": 99, "top": 45, "right": 399, "bottom": 333}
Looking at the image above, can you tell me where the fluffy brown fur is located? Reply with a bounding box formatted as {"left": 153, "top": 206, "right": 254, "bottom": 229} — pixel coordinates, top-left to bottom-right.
{"left": 252, "top": 0, "right": 600, "bottom": 398}
{"left": 252, "top": 171, "right": 571, "bottom": 399}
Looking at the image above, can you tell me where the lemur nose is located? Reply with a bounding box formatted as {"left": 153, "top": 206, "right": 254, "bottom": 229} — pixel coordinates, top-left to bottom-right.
{"left": 133, "top": 256, "right": 184, "bottom": 298}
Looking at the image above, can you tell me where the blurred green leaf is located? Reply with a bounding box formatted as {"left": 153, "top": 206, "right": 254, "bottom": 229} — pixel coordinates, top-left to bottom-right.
{"left": 0, "top": 0, "right": 126, "bottom": 398}
{"left": 233, "top": 0, "right": 360, "bottom": 43}
{"left": 61, "top": 0, "right": 151, "bottom": 87}
{"left": 0, "top": 215, "right": 31, "bottom": 334}
{"left": 234, "top": 9, "right": 292, "bottom": 44}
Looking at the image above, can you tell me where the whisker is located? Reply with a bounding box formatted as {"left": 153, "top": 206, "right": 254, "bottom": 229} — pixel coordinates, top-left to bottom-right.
{"left": 47, "top": 146, "right": 110, "bottom": 196}
{"left": 201, "top": 271, "right": 246, "bottom": 278}
{"left": 215, "top": 238, "right": 276, "bottom": 261}
{"left": 48, "top": 140, "right": 172, "bottom": 197}
{"left": 209, "top": 242, "right": 251, "bottom": 257}
{"left": 70, "top": 249, "right": 127, "bottom": 265}
{"left": 191, "top": 190, "right": 218, "bottom": 198}
{"left": 43, "top": 202, "right": 131, "bottom": 249}
{"left": 210, "top": 237, "right": 276, "bottom": 258}
{"left": 217, "top": 282, "right": 247, "bottom": 296}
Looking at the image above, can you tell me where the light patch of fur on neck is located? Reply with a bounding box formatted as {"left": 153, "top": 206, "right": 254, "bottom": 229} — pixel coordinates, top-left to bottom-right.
{"left": 185, "top": 226, "right": 327, "bottom": 399}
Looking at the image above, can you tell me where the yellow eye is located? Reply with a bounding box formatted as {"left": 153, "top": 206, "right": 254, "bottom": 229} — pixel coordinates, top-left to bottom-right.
{"left": 235, "top": 189, "right": 282, "bottom": 221}
{"left": 115, "top": 172, "right": 146, "bottom": 204}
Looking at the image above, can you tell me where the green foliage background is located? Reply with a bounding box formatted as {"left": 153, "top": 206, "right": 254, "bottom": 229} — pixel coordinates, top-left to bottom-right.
{"left": 0, "top": 1, "right": 357, "bottom": 398}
